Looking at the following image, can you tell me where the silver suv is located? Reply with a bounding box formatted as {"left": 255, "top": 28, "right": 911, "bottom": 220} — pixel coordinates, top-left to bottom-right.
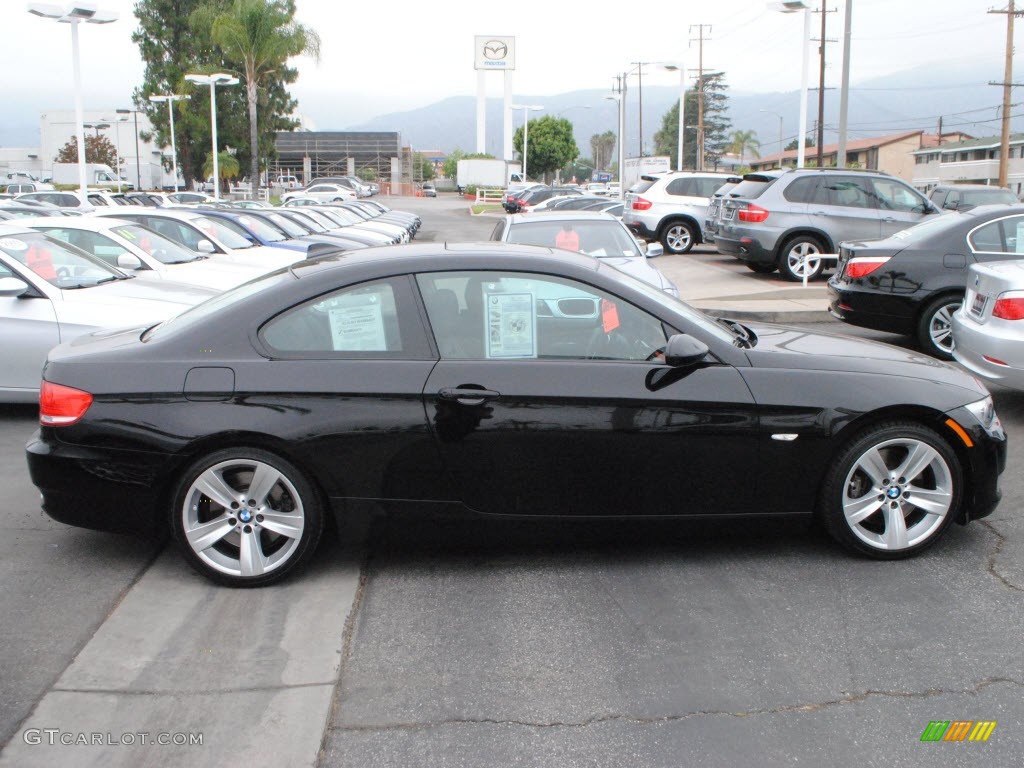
{"left": 623, "top": 171, "right": 735, "bottom": 254}
{"left": 716, "top": 168, "right": 940, "bottom": 281}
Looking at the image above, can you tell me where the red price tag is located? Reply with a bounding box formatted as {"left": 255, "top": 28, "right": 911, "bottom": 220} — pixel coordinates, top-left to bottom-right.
{"left": 602, "top": 299, "right": 620, "bottom": 333}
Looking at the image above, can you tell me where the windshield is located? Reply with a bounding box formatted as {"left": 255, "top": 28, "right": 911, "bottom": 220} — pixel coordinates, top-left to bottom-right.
{"left": 0, "top": 230, "right": 127, "bottom": 288}
{"left": 293, "top": 209, "right": 335, "bottom": 230}
{"left": 506, "top": 219, "right": 644, "bottom": 258}
{"left": 233, "top": 214, "right": 286, "bottom": 242}
{"left": 108, "top": 224, "right": 202, "bottom": 264}
{"left": 190, "top": 216, "right": 256, "bottom": 249}
{"left": 266, "top": 213, "right": 311, "bottom": 237}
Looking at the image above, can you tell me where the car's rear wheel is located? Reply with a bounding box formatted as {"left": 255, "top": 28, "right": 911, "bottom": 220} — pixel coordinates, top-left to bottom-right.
{"left": 659, "top": 220, "right": 696, "bottom": 254}
{"left": 746, "top": 263, "right": 777, "bottom": 274}
{"left": 820, "top": 422, "right": 961, "bottom": 559}
{"left": 171, "top": 447, "right": 324, "bottom": 587}
{"left": 916, "top": 294, "right": 962, "bottom": 359}
{"left": 779, "top": 235, "right": 826, "bottom": 281}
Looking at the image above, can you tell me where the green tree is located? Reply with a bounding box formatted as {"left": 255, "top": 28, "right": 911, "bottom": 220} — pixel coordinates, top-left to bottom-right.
{"left": 784, "top": 136, "right": 815, "bottom": 151}
{"left": 195, "top": 0, "right": 321, "bottom": 194}
{"left": 589, "top": 131, "right": 616, "bottom": 172}
{"left": 441, "top": 149, "right": 493, "bottom": 179}
{"left": 55, "top": 134, "right": 119, "bottom": 166}
{"left": 513, "top": 115, "right": 578, "bottom": 181}
{"left": 203, "top": 150, "right": 240, "bottom": 194}
{"left": 728, "top": 129, "right": 761, "bottom": 163}
{"left": 653, "top": 72, "right": 732, "bottom": 170}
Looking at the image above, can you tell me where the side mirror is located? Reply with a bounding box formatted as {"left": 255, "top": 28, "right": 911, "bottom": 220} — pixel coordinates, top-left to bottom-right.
{"left": 645, "top": 242, "right": 664, "bottom": 258}
{"left": 196, "top": 239, "right": 217, "bottom": 254}
{"left": 664, "top": 333, "right": 709, "bottom": 368}
{"left": 116, "top": 253, "right": 143, "bottom": 270}
{"left": 0, "top": 276, "right": 30, "bottom": 297}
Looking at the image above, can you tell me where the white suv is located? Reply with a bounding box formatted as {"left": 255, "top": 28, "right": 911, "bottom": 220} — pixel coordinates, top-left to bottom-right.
{"left": 623, "top": 171, "right": 735, "bottom": 254}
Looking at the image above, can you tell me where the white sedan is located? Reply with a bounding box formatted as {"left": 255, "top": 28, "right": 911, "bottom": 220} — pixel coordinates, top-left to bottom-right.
{"left": 22, "top": 216, "right": 268, "bottom": 291}
{"left": 281, "top": 184, "right": 358, "bottom": 204}
{"left": 0, "top": 224, "right": 216, "bottom": 402}
{"left": 952, "top": 259, "right": 1024, "bottom": 390}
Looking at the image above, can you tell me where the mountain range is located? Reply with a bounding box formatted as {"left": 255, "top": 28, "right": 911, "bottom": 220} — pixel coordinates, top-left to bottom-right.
{"left": 343, "top": 60, "right": 1021, "bottom": 161}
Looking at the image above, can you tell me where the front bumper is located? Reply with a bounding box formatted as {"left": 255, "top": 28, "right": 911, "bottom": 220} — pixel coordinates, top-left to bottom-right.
{"left": 941, "top": 405, "right": 1007, "bottom": 523}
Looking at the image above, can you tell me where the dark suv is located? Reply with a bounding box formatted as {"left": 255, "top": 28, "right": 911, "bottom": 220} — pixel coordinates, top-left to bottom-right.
{"left": 716, "top": 168, "right": 941, "bottom": 281}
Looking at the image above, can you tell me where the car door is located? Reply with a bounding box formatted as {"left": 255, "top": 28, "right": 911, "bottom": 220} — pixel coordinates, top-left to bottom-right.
{"left": 0, "top": 254, "right": 59, "bottom": 394}
{"left": 809, "top": 174, "right": 882, "bottom": 244}
{"left": 872, "top": 177, "right": 932, "bottom": 236}
{"left": 417, "top": 269, "right": 759, "bottom": 518}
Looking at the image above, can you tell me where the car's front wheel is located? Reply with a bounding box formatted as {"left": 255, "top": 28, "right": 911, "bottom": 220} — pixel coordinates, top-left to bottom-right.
{"left": 659, "top": 220, "right": 696, "bottom": 254}
{"left": 171, "top": 447, "right": 324, "bottom": 587}
{"left": 916, "top": 294, "right": 962, "bottom": 359}
{"left": 779, "top": 235, "right": 827, "bottom": 281}
{"left": 820, "top": 422, "right": 961, "bottom": 559}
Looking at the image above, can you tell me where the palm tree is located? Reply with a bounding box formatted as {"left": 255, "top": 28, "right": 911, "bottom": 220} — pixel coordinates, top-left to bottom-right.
{"left": 201, "top": 0, "right": 320, "bottom": 195}
{"left": 203, "top": 150, "right": 240, "bottom": 196}
{"left": 728, "top": 129, "right": 761, "bottom": 164}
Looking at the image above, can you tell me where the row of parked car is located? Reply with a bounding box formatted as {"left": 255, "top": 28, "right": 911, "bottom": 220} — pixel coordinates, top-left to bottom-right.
{"left": 0, "top": 194, "right": 421, "bottom": 402}
{"left": 615, "top": 166, "right": 1024, "bottom": 387}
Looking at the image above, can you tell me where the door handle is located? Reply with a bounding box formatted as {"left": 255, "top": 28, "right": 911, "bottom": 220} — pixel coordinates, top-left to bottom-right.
{"left": 810, "top": 210, "right": 828, "bottom": 216}
{"left": 438, "top": 387, "right": 500, "bottom": 406}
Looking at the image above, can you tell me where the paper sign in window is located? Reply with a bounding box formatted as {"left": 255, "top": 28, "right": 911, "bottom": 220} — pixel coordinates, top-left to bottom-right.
{"left": 1016, "top": 222, "right": 1024, "bottom": 254}
{"left": 601, "top": 298, "right": 620, "bottom": 333}
{"left": 328, "top": 297, "right": 386, "bottom": 351}
{"left": 485, "top": 292, "right": 536, "bottom": 358}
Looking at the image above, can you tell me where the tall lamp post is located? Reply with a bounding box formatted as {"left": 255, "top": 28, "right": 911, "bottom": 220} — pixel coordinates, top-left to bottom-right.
{"left": 149, "top": 93, "right": 189, "bottom": 193}
{"left": 662, "top": 63, "right": 687, "bottom": 171}
{"left": 27, "top": 2, "right": 118, "bottom": 199}
{"left": 773, "top": 1, "right": 811, "bottom": 168}
{"left": 604, "top": 94, "right": 624, "bottom": 197}
{"left": 101, "top": 115, "right": 128, "bottom": 192}
{"left": 115, "top": 107, "right": 142, "bottom": 190}
{"left": 510, "top": 104, "right": 543, "bottom": 181}
{"left": 185, "top": 73, "right": 239, "bottom": 200}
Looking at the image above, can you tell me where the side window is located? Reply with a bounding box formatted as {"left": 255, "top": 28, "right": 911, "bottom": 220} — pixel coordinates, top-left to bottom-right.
{"left": 872, "top": 179, "right": 926, "bottom": 212}
{"left": 783, "top": 177, "right": 819, "bottom": 203}
{"left": 416, "top": 271, "right": 668, "bottom": 362}
{"left": 260, "top": 276, "right": 429, "bottom": 358}
{"left": 666, "top": 178, "right": 693, "bottom": 196}
{"left": 968, "top": 221, "right": 1007, "bottom": 253}
{"left": 816, "top": 176, "right": 875, "bottom": 208}
{"left": 695, "top": 178, "right": 721, "bottom": 197}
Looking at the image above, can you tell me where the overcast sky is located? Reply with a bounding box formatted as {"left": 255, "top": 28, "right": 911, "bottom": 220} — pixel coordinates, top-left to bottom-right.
{"left": 4, "top": 0, "right": 1015, "bottom": 143}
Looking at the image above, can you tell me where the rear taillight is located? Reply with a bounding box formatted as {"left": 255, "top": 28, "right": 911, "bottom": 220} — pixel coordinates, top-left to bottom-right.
{"left": 992, "top": 292, "right": 1024, "bottom": 320}
{"left": 844, "top": 257, "right": 890, "bottom": 279}
{"left": 39, "top": 381, "right": 93, "bottom": 426}
{"left": 631, "top": 197, "right": 653, "bottom": 211}
{"left": 736, "top": 204, "right": 769, "bottom": 223}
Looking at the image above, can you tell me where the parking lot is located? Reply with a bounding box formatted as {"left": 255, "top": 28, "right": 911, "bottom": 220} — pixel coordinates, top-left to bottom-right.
{"left": 2, "top": 196, "right": 1023, "bottom": 767}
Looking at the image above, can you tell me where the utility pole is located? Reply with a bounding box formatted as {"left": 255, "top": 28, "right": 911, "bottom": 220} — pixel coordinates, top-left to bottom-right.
{"left": 989, "top": 0, "right": 1023, "bottom": 187}
{"left": 815, "top": 0, "right": 828, "bottom": 167}
{"left": 690, "top": 24, "right": 711, "bottom": 170}
{"left": 631, "top": 62, "right": 646, "bottom": 156}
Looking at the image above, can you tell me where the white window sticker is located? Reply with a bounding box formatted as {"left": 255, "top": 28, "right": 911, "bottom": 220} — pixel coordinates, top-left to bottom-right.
{"left": 328, "top": 296, "right": 386, "bottom": 351}
{"left": 1016, "top": 222, "right": 1024, "bottom": 254}
{"left": 0, "top": 238, "right": 28, "bottom": 252}
{"left": 485, "top": 292, "right": 536, "bottom": 358}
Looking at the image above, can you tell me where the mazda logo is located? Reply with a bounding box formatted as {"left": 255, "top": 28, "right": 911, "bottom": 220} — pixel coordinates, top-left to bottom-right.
{"left": 482, "top": 40, "right": 508, "bottom": 60}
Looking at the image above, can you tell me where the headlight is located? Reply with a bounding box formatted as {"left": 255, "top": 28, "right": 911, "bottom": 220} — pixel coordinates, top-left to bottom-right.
{"left": 963, "top": 396, "right": 1004, "bottom": 439}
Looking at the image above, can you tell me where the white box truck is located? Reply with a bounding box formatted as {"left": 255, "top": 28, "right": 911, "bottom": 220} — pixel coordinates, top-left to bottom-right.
{"left": 455, "top": 159, "right": 523, "bottom": 193}
{"left": 50, "top": 163, "right": 134, "bottom": 190}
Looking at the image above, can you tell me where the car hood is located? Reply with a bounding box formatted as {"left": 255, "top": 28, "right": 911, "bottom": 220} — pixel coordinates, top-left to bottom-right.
{"left": 221, "top": 244, "right": 303, "bottom": 269}
{"left": 743, "top": 321, "right": 987, "bottom": 394}
{"left": 150, "top": 259, "right": 264, "bottom": 289}
{"left": 50, "top": 277, "right": 214, "bottom": 330}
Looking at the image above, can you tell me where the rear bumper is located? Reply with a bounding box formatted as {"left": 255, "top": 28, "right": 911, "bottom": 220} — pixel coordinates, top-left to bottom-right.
{"left": 827, "top": 282, "right": 918, "bottom": 336}
{"left": 26, "top": 432, "right": 171, "bottom": 538}
{"left": 716, "top": 234, "right": 775, "bottom": 264}
{"left": 952, "top": 312, "right": 1024, "bottom": 390}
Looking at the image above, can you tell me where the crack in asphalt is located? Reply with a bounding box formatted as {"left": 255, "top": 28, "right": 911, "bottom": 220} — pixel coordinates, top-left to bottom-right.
{"left": 328, "top": 677, "right": 1024, "bottom": 733}
{"left": 979, "top": 520, "right": 1024, "bottom": 592}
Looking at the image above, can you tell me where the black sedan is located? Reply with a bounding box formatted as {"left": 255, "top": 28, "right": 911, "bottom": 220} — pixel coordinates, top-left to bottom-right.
{"left": 828, "top": 204, "right": 1024, "bottom": 358}
{"left": 27, "top": 244, "right": 1006, "bottom": 586}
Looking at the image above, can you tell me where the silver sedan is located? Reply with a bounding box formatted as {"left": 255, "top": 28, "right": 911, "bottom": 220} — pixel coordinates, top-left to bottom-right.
{"left": 952, "top": 259, "right": 1024, "bottom": 390}
{"left": 0, "top": 225, "right": 216, "bottom": 402}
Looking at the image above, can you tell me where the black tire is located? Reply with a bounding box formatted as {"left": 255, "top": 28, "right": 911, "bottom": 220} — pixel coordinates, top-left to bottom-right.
{"left": 916, "top": 294, "right": 963, "bottom": 360}
{"left": 659, "top": 220, "right": 697, "bottom": 254}
{"left": 746, "top": 263, "right": 777, "bottom": 274}
{"left": 819, "top": 421, "right": 961, "bottom": 559}
{"left": 171, "top": 447, "right": 324, "bottom": 587}
{"left": 778, "top": 234, "right": 827, "bottom": 282}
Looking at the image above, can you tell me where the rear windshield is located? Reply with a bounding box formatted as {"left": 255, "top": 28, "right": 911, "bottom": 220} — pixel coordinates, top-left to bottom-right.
{"left": 630, "top": 178, "right": 658, "bottom": 194}
{"left": 728, "top": 175, "right": 782, "bottom": 200}
{"left": 963, "top": 189, "right": 1018, "bottom": 205}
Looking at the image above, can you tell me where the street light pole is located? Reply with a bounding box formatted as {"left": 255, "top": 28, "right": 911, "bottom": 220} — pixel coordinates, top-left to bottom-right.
{"left": 759, "top": 109, "right": 785, "bottom": 155}
{"left": 662, "top": 63, "right": 687, "bottom": 171}
{"left": 101, "top": 115, "right": 128, "bottom": 192}
{"left": 185, "top": 73, "right": 239, "bottom": 200}
{"left": 604, "top": 94, "right": 624, "bottom": 196}
{"left": 510, "top": 104, "right": 543, "bottom": 180}
{"left": 27, "top": 2, "right": 118, "bottom": 199}
{"left": 116, "top": 107, "right": 142, "bottom": 190}
{"left": 773, "top": 1, "right": 812, "bottom": 168}
{"left": 149, "top": 94, "right": 190, "bottom": 193}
